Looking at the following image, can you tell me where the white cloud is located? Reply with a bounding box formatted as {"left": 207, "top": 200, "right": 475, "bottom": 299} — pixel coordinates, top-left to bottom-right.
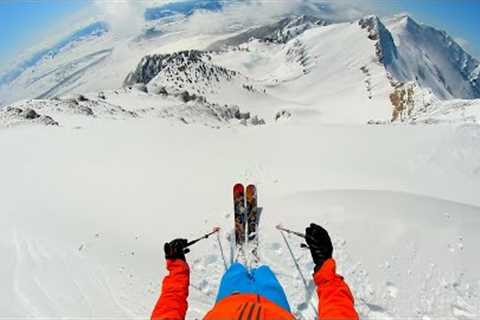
{"left": 92, "top": 0, "right": 147, "bottom": 36}
{"left": 176, "top": 0, "right": 379, "bottom": 37}
{"left": 92, "top": 0, "right": 185, "bottom": 36}
{"left": 298, "top": 0, "right": 374, "bottom": 21}
{"left": 91, "top": 0, "right": 375, "bottom": 38}
{"left": 179, "top": 0, "right": 303, "bottom": 35}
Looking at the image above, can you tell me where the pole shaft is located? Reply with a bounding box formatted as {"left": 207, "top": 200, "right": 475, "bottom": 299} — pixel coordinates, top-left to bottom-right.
{"left": 185, "top": 228, "right": 220, "bottom": 248}
{"left": 216, "top": 232, "right": 228, "bottom": 271}
{"left": 279, "top": 229, "right": 318, "bottom": 317}
{"left": 276, "top": 225, "right": 306, "bottom": 239}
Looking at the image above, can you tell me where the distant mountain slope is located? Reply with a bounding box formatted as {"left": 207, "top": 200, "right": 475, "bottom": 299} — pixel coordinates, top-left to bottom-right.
{"left": 122, "top": 14, "right": 480, "bottom": 124}
{"left": 383, "top": 14, "right": 480, "bottom": 100}
{"left": 0, "top": 22, "right": 109, "bottom": 87}
{"left": 207, "top": 15, "right": 330, "bottom": 51}
{"left": 1, "top": 13, "right": 479, "bottom": 125}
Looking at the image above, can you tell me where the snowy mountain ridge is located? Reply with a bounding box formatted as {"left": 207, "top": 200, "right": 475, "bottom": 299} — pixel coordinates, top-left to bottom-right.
{"left": 0, "top": 13, "right": 479, "bottom": 125}
{"left": 0, "top": 88, "right": 265, "bottom": 129}
{"left": 117, "top": 14, "right": 480, "bottom": 125}
{"left": 358, "top": 15, "right": 398, "bottom": 66}
{"left": 207, "top": 15, "right": 330, "bottom": 51}
{"left": 384, "top": 14, "right": 480, "bottom": 99}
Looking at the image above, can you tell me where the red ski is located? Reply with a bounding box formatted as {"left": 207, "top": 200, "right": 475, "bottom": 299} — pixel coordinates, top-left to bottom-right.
{"left": 233, "top": 183, "right": 246, "bottom": 246}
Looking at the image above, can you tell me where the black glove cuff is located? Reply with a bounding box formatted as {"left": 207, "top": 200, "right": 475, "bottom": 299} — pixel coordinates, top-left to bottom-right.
{"left": 314, "top": 260, "right": 326, "bottom": 273}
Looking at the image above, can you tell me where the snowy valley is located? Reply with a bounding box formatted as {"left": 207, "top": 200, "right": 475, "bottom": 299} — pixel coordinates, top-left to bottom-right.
{"left": 1, "top": 4, "right": 480, "bottom": 320}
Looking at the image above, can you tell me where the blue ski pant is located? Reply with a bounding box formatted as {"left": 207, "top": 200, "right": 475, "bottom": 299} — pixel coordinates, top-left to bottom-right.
{"left": 215, "top": 263, "right": 291, "bottom": 312}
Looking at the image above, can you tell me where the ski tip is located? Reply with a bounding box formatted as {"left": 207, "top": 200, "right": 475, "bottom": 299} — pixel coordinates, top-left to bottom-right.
{"left": 246, "top": 184, "right": 257, "bottom": 198}
{"left": 233, "top": 183, "right": 244, "bottom": 193}
{"left": 213, "top": 226, "right": 221, "bottom": 232}
{"left": 275, "top": 224, "right": 282, "bottom": 230}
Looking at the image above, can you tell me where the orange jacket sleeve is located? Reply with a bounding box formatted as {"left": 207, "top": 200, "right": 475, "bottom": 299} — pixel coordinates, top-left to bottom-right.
{"left": 314, "top": 258, "right": 359, "bottom": 320}
{"left": 151, "top": 259, "right": 190, "bottom": 320}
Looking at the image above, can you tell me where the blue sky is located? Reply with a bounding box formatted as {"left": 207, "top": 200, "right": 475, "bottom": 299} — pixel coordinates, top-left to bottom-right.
{"left": 0, "top": 0, "right": 479, "bottom": 65}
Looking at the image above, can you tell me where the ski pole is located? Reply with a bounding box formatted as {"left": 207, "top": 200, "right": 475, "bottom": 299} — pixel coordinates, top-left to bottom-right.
{"left": 216, "top": 231, "right": 228, "bottom": 271}
{"left": 278, "top": 229, "right": 309, "bottom": 289}
{"left": 276, "top": 224, "right": 309, "bottom": 249}
{"left": 276, "top": 224, "right": 305, "bottom": 239}
{"left": 185, "top": 227, "right": 221, "bottom": 248}
{"left": 278, "top": 228, "right": 318, "bottom": 317}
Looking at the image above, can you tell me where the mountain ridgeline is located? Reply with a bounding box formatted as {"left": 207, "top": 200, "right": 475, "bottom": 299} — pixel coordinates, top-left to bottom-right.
{"left": 383, "top": 14, "right": 480, "bottom": 99}
{"left": 1, "top": 12, "right": 479, "bottom": 125}
{"left": 207, "top": 15, "right": 330, "bottom": 51}
{"left": 125, "top": 14, "right": 480, "bottom": 103}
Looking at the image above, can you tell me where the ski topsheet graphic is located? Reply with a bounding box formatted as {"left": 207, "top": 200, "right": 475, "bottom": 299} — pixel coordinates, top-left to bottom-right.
{"left": 232, "top": 183, "right": 260, "bottom": 266}
{"left": 233, "top": 183, "right": 246, "bottom": 246}
{"left": 246, "top": 184, "right": 259, "bottom": 262}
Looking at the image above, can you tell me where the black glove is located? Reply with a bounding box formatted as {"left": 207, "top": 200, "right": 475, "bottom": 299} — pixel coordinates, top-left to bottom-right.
{"left": 305, "top": 223, "right": 333, "bottom": 272}
{"left": 164, "top": 238, "right": 190, "bottom": 261}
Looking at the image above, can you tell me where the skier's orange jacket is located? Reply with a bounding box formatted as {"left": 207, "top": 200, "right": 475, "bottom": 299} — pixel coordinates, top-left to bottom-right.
{"left": 151, "top": 258, "right": 359, "bottom": 320}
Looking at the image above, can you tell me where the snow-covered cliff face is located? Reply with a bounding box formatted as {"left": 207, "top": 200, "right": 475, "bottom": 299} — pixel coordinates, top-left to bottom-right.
{"left": 356, "top": 14, "right": 480, "bottom": 101}
{"left": 384, "top": 14, "right": 480, "bottom": 100}
{"left": 358, "top": 16, "right": 398, "bottom": 66}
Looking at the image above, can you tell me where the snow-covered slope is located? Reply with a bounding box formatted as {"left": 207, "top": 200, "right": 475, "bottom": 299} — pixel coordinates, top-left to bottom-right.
{"left": 0, "top": 88, "right": 265, "bottom": 130}
{"left": 384, "top": 14, "right": 480, "bottom": 100}
{"left": 122, "top": 18, "right": 396, "bottom": 123}
{"left": 1, "top": 117, "right": 479, "bottom": 319}
{"left": 121, "top": 15, "right": 480, "bottom": 124}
